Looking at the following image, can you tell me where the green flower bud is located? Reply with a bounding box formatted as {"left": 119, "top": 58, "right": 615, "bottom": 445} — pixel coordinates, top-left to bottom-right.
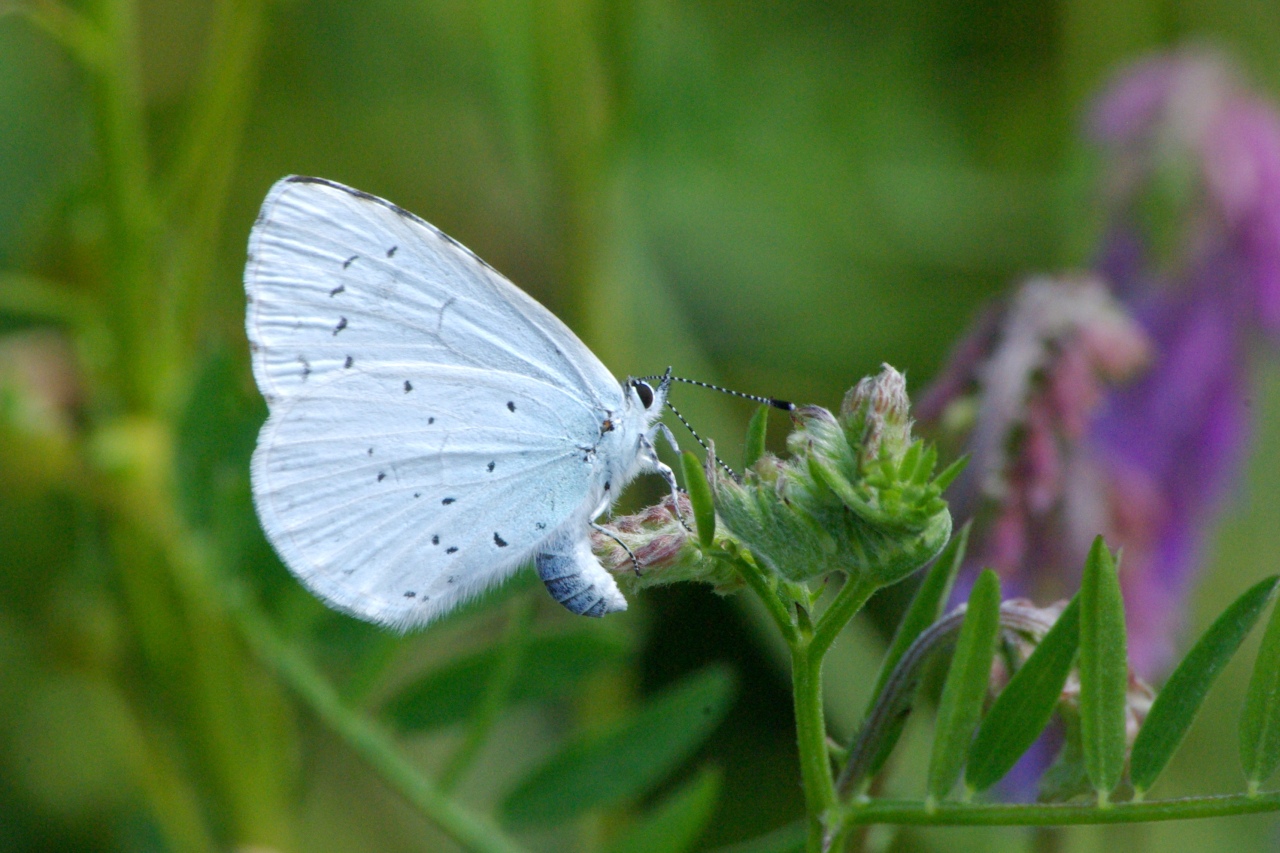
{"left": 710, "top": 365, "right": 958, "bottom": 588}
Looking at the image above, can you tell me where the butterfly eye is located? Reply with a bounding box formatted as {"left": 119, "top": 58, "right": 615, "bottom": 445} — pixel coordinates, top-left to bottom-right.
{"left": 632, "top": 380, "right": 655, "bottom": 409}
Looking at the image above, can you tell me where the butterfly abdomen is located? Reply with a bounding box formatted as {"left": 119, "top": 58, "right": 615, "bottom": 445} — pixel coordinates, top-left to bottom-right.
{"left": 534, "top": 529, "right": 627, "bottom": 617}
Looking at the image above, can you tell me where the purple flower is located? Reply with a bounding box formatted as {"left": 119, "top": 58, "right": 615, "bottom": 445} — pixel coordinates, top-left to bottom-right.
{"left": 921, "top": 50, "right": 1280, "bottom": 683}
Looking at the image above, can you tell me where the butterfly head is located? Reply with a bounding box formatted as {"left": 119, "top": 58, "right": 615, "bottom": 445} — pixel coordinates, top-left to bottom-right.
{"left": 627, "top": 368, "right": 672, "bottom": 420}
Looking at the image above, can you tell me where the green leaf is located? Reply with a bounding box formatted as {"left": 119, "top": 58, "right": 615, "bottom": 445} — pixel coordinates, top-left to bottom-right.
{"left": 702, "top": 821, "right": 806, "bottom": 853}
{"left": 869, "top": 522, "right": 970, "bottom": 710}
{"left": 1131, "top": 575, "right": 1279, "bottom": 794}
{"left": 500, "top": 666, "right": 736, "bottom": 827}
{"left": 1079, "top": 537, "right": 1128, "bottom": 803}
{"left": 604, "top": 767, "right": 721, "bottom": 853}
{"left": 966, "top": 596, "right": 1081, "bottom": 792}
{"left": 926, "top": 568, "right": 1001, "bottom": 803}
{"left": 856, "top": 523, "right": 969, "bottom": 785}
{"left": 383, "top": 629, "right": 628, "bottom": 733}
{"left": 743, "top": 404, "right": 769, "bottom": 470}
{"left": 681, "top": 451, "right": 716, "bottom": 548}
{"left": 1242, "top": 577, "right": 1280, "bottom": 790}
{"left": 932, "top": 454, "right": 968, "bottom": 492}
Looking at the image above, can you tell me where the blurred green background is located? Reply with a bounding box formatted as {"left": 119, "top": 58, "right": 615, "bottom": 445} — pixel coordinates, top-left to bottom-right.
{"left": 4, "top": 1, "right": 1280, "bottom": 851}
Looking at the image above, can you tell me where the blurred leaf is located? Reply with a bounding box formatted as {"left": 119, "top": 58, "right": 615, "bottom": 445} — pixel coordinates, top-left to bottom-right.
{"left": 1242, "top": 576, "right": 1280, "bottom": 789}
{"left": 500, "top": 665, "right": 736, "bottom": 827}
{"left": 0, "top": 273, "right": 89, "bottom": 332}
{"left": 383, "top": 628, "right": 629, "bottom": 733}
{"left": 175, "top": 350, "right": 263, "bottom": 529}
{"left": 966, "top": 595, "right": 1081, "bottom": 792}
{"left": 702, "top": 821, "right": 805, "bottom": 853}
{"left": 604, "top": 767, "right": 721, "bottom": 853}
{"left": 743, "top": 404, "right": 768, "bottom": 470}
{"left": 1079, "top": 537, "right": 1128, "bottom": 801}
{"left": 681, "top": 450, "right": 715, "bottom": 548}
{"left": 1128, "top": 575, "right": 1280, "bottom": 794}
{"left": 926, "top": 568, "right": 1000, "bottom": 803}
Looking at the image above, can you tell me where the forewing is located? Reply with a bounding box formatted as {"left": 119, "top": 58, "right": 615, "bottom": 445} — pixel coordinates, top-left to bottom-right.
{"left": 245, "top": 176, "right": 620, "bottom": 411}
{"left": 251, "top": 363, "right": 600, "bottom": 629}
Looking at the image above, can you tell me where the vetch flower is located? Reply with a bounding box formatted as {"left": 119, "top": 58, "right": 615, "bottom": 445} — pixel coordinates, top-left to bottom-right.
{"left": 921, "top": 50, "right": 1280, "bottom": 678}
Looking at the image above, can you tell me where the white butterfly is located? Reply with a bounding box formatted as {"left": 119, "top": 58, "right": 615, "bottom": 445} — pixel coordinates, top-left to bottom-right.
{"left": 246, "top": 176, "right": 679, "bottom": 629}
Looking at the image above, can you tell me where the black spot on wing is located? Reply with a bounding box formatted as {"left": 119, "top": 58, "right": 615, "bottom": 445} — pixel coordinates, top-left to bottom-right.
{"left": 404, "top": 380, "right": 413, "bottom": 392}
{"left": 367, "top": 447, "right": 374, "bottom": 456}
{"left": 446, "top": 546, "right": 458, "bottom": 554}
{"left": 403, "top": 590, "right": 416, "bottom": 598}
{"left": 333, "top": 316, "right": 348, "bottom": 335}
{"left": 343, "top": 254, "right": 358, "bottom": 269}
{"left": 536, "top": 522, "right": 546, "bottom": 530}
{"left": 329, "top": 283, "right": 345, "bottom": 296}
{"left": 494, "top": 532, "right": 508, "bottom": 548}
{"left": 487, "top": 461, "right": 495, "bottom": 472}
{"left": 283, "top": 177, "right": 505, "bottom": 275}
{"left": 507, "top": 401, "right": 516, "bottom": 412}
{"left": 344, "top": 355, "right": 354, "bottom": 368}
{"left": 442, "top": 497, "right": 455, "bottom": 505}
{"left": 386, "top": 245, "right": 398, "bottom": 257}
{"left": 428, "top": 416, "right": 435, "bottom": 424}
{"left": 377, "top": 472, "right": 386, "bottom": 482}
{"left": 432, "top": 535, "right": 439, "bottom": 545}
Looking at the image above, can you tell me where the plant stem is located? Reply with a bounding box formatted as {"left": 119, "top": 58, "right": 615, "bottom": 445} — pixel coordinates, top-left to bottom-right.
{"left": 791, "top": 633, "right": 834, "bottom": 851}
{"left": 830, "top": 792, "right": 1280, "bottom": 828}
{"left": 811, "top": 576, "right": 877, "bottom": 663}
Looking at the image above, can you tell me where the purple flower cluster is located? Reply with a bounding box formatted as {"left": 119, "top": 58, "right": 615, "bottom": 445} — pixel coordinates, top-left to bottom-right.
{"left": 922, "top": 51, "right": 1280, "bottom": 678}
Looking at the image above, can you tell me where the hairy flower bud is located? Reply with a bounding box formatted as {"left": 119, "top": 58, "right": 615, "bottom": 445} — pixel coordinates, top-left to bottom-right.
{"left": 709, "top": 366, "right": 955, "bottom": 588}
{"left": 592, "top": 493, "right": 742, "bottom": 596}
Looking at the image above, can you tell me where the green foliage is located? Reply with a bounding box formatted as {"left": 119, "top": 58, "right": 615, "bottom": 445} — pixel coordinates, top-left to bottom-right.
{"left": 1079, "top": 537, "right": 1130, "bottom": 803}
{"left": 6, "top": 1, "right": 1280, "bottom": 850}
{"left": 926, "top": 569, "right": 1001, "bottom": 803}
{"left": 743, "top": 404, "right": 769, "bottom": 470}
{"left": 680, "top": 450, "right": 716, "bottom": 548}
{"left": 382, "top": 628, "right": 628, "bottom": 734}
{"left": 603, "top": 767, "right": 722, "bottom": 853}
{"left": 1242, "top": 578, "right": 1280, "bottom": 789}
{"left": 1130, "top": 575, "right": 1280, "bottom": 795}
{"left": 967, "top": 596, "right": 1081, "bottom": 792}
{"left": 499, "top": 666, "right": 736, "bottom": 827}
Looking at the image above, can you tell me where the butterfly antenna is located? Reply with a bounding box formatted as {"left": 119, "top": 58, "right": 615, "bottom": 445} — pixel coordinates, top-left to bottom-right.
{"left": 642, "top": 374, "right": 795, "bottom": 411}
{"left": 664, "top": 399, "right": 738, "bottom": 480}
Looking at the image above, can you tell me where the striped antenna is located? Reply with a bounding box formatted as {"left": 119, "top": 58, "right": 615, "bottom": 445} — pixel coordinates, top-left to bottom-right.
{"left": 664, "top": 399, "right": 737, "bottom": 480}
{"left": 641, "top": 374, "right": 794, "bottom": 411}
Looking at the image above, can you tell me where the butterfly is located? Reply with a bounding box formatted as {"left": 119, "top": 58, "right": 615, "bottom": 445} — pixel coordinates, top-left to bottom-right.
{"left": 246, "top": 176, "right": 679, "bottom": 629}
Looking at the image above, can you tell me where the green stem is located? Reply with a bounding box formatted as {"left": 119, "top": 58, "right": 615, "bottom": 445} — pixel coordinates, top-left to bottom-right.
{"left": 830, "top": 792, "right": 1280, "bottom": 828}
{"left": 810, "top": 576, "right": 877, "bottom": 663}
{"left": 731, "top": 554, "right": 799, "bottom": 643}
{"left": 90, "top": 0, "right": 162, "bottom": 410}
{"left": 791, "top": 634, "right": 834, "bottom": 852}
{"left": 238, "top": 606, "right": 529, "bottom": 853}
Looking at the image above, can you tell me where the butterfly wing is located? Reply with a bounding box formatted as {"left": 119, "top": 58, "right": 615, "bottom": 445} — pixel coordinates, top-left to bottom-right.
{"left": 252, "top": 362, "right": 603, "bottom": 628}
{"left": 245, "top": 177, "right": 629, "bottom": 628}
{"left": 246, "top": 176, "right": 621, "bottom": 409}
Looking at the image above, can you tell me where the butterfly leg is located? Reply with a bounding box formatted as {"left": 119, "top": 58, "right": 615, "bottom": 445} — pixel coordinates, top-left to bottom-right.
{"left": 535, "top": 527, "right": 627, "bottom": 617}
{"left": 591, "top": 522, "right": 641, "bottom": 576}
{"left": 646, "top": 424, "right": 690, "bottom": 530}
